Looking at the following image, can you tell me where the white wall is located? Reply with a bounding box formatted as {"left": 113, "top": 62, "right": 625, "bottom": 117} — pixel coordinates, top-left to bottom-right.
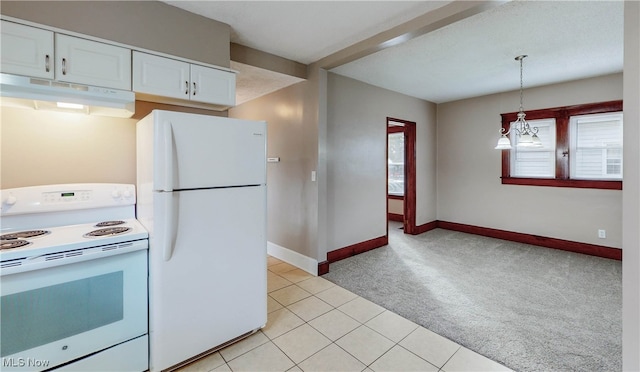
{"left": 622, "top": 1, "right": 640, "bottom": 369}
{"left": 437, "top": 73, "right": 623, "bottom": 248}
{"left": 326, "top": 73, "right": 437, "bottom": 251}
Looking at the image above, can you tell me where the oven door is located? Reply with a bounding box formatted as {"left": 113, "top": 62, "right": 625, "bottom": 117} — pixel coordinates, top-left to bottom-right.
{"left": 0, "top": 249, "right": 147, "bottom": 371}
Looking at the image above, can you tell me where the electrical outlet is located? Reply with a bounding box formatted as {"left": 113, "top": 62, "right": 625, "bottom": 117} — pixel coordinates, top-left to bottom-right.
{"left": 598, "top": 229, "right": 606, "bottom": 239}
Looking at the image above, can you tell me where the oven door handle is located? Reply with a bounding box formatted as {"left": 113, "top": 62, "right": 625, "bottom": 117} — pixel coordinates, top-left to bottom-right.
{"left": 163, "top": 193, "right": 177, "bottom": 261}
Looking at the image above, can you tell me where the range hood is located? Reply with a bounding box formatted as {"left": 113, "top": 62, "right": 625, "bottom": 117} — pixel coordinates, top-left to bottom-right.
{"left": 0, "top": 73, "right": 135, "bottom": 118}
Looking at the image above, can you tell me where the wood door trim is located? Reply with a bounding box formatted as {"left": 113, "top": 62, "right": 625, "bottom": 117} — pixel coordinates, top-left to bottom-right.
{"left": 387, "top": 117, "right": 417, "bottom": 234}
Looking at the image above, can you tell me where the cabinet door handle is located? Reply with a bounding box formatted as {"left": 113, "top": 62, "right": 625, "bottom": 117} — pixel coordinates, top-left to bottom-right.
{"left": 193, "top": 82, "right": 197, "bottom": 96}
{"left": 62, "top": 58, "right": 67, "bottom": 75}
{"left": 45, "top": 55, "right": 50, "bottom": 72}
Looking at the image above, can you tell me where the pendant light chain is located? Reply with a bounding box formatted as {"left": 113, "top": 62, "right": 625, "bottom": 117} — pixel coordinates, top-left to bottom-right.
{"left": 494, "top": 54, "right": 542, "bottom": 150}
{"left": 519, "top": 56, "right": 524, "bottom": 113}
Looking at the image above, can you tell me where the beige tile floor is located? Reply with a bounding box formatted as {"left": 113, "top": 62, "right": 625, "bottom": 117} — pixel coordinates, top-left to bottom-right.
{"left": 178, "top": 256, "right": 513, "bottom": 372}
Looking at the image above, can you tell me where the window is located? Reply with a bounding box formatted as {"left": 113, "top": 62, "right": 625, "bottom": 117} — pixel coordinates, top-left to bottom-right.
{"left": 388, "top": 130, "right": 404, "bottom": 196}
{"left": 511, "top": 119, "right": 556, "bottom": 178}
{"left": 500, "top": 100, "right": 622, "bottom": 190}
{"left": 570, "top": 112, "right": 623, "bottom": 180}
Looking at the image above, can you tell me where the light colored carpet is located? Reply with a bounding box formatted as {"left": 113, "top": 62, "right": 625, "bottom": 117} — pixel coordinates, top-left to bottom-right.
{"left": 322, "top": 223, "right": 622, "bottom": 372}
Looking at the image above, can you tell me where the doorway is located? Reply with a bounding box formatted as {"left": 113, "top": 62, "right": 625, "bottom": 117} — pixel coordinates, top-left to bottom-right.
{"left": 386, "top": 117, "right": 416, "bottom": 234}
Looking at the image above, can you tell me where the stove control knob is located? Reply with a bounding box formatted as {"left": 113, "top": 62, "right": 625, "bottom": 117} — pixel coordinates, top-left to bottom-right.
{"left": 4, "top": 195, "right": 17, "bottom": 205}
{"left": 111, "top": 190, "right": 122, "bottom": 199}
{"left": 123, "top": 189, "right": 133, "bottom": 198}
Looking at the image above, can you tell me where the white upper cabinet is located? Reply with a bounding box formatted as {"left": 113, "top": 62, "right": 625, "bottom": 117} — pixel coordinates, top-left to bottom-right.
{"left": 2, "top": 18, "right": 234, "bottom": 110}
{"left": 55, "top": 34, "right": 131, "bottom": 90}
{"left": 132, "top": 52, "right": 190, "bottom": 100}
{"left": 133, "top": 51, "right": 235, "bottom": 107}
{"left": 1, "top": 21, "right": 131, "bottom": 90}
{"left": 190, "top": 64, "right": 235, "bottom": 106}
{"left": 1, "top": 20, "right": 54, "bottom": 79}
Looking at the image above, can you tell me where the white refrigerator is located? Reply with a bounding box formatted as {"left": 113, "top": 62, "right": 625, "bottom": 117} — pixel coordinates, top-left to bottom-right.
{"left": 136, "top": 110, "right": 267, "bottom": 371}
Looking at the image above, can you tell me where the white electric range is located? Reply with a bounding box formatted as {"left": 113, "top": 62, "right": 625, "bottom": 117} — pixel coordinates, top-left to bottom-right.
{"left": 0, "top": 183, "right": 149, "bottom": 372}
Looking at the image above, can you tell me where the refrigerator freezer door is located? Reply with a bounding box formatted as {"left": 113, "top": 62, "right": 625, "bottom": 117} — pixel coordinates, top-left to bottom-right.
{"left": 148, "top": 186, "right": 267, "bottom": 371}
{"left": 137, "top": 110, "right": 266, "bottom": 192}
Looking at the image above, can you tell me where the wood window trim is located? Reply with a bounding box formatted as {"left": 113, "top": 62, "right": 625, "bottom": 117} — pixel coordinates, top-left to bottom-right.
{"left": 500, "top": 100, "right": 623, "bottom": 190}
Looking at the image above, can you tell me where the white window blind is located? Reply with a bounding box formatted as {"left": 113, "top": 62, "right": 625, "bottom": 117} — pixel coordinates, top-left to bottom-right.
{"left": 510, "top": 118, "right": 556, "bottom": 178}
{"left": 570, "top": 112, "right": 623, "bottom": 180}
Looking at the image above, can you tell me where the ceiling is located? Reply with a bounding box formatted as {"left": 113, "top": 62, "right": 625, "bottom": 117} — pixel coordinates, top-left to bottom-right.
{"left": 164, "top": 1, "right": 624, "bottom": 105}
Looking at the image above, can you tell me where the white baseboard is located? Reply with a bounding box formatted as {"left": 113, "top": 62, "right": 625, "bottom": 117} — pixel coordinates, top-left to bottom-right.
{"left": 267, "top": 241, "right": 318, "bottom": 276}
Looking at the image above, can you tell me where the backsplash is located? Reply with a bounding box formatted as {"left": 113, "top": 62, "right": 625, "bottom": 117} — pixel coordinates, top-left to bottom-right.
{"left": 1, "top": 106, "right": 136, "bottom": 189}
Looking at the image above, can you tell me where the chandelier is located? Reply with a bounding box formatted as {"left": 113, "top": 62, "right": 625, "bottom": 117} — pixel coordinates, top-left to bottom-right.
{"left": 495, "top": 55, "right": 541, "bottom": 150}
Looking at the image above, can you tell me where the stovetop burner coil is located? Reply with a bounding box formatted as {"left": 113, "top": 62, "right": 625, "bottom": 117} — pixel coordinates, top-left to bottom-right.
{"left": 95, "top": 220, "right": 126, "bottom": 227}
{"left": 0, "top": 230, "right": 50, "bottom": 241}
{"left": 1, "top": 240, "right": 32, "bottom": 250}
{"left": 84, "top": 227, "right": 132, "bottom": 238}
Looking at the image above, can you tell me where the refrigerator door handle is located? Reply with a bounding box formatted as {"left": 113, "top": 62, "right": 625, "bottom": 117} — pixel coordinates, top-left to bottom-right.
{"left": 162, "top": 122, "right": 174, "bottom": 192}
{"left": 163, "top": 193, "right": 177, "bottom": 261}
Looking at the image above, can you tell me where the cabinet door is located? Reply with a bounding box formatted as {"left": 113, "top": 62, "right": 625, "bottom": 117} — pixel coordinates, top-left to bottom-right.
{"left": 1, "top": 21, "right": 54, "bottom": 79}
{"left": 190, "top": 64, "right": 236, "bottom": 106}
{"left": 132, "top": 52, "right": 190, "bottom": 100}
{"left": 55, "top": 34, "right": 131, "bottom": 90}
